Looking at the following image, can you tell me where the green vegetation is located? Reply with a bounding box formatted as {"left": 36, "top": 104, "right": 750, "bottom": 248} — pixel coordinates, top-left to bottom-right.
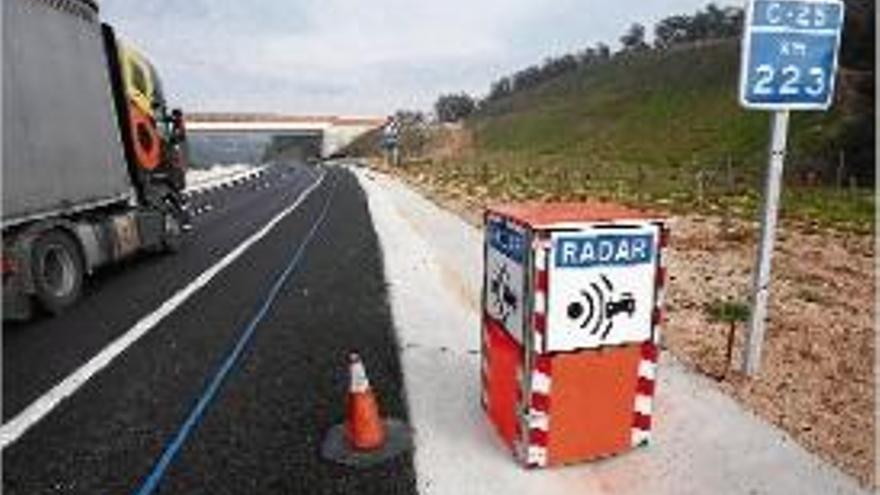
{"left": 705, "top": 298, "right": 750, "bottom": 377}
{"left": 406, "top": 40, "right": 873, "bottom": 232}
{"left": 477, "top": 41, "right": 863, "bottom": 170}
{"left": 705, "top": 299, "right": 751, "bottom": 324}
{"left": 351, "top": 3, "right": 873, "bottom": 232}
{"left": 434, "top": 93, "right": 476, "bottom": 123}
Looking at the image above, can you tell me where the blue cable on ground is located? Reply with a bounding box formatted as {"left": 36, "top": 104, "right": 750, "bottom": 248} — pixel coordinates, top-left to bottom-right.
{"left": 134, "top": 174, "right": 338, "bottom": 495}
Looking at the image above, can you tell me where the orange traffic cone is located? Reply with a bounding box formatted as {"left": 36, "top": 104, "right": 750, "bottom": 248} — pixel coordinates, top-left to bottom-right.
{"left": 321, "top": 353, "right": 412, "bottom": 467}
{"left": 345, "top": 353, "right": 386, "bottom": 450}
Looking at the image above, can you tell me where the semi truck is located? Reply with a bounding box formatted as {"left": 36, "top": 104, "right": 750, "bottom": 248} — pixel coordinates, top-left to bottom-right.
{"left": 3, "top": 0, "right": 191, "bottom": 319}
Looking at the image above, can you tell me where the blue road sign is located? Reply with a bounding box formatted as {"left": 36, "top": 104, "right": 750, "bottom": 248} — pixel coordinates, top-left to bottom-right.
{"left": 555, "top": 234, "right": 654, "bottom": 269}
{"left": 739, "top": 0, "right": 844, "bottom": 110}
{"left": 381, "top": 120, "right": 400, "bottom": 149}
{"left": 487, "top": 219, "right": 525, "bottom": 264}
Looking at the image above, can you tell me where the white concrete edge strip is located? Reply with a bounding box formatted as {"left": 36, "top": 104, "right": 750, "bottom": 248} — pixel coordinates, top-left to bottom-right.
{"left": 0, "top": 170, "right": 327, "bottom": 450}
{"left": 184, "top": 164, "right": 271, "bottom": 194}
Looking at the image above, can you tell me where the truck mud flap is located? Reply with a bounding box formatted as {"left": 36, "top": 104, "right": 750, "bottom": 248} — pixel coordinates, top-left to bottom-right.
{"left": 135, "top": 210, "right": 165, "bottom": 252}
{"left": 3, "top": 276, "right": 33, "bottom": 320}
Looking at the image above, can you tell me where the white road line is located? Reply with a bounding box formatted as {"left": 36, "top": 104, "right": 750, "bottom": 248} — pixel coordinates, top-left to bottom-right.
{"left": 0, "top": 170, "right": 327, "bottom": 450}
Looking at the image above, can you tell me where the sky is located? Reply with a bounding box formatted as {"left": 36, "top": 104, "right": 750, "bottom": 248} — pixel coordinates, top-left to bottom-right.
{"left": 101, "top": 0, "right": 713, "bottom": 116}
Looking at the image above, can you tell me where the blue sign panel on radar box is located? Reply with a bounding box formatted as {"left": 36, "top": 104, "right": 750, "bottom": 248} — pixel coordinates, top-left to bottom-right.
{"left": 739, "top": 0, "right": 844, "bottom": 110}
{"left": 488, "top": 218, "right": 526, "bottom": 264}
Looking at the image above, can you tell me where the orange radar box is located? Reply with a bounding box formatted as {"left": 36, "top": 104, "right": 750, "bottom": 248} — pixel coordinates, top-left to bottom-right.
{"left": 480, "top": 202, "right": 668, "bottom": 467}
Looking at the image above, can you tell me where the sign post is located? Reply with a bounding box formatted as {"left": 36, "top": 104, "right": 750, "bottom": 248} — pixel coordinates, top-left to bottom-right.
{"left": 738, "top": 0, "right": 844, "bottom": 375}
{"left": 381, "top": 117, "right": 400, "bottom": 167}
{"left": 744, "top": 109, "right": 789, "bottom": 375}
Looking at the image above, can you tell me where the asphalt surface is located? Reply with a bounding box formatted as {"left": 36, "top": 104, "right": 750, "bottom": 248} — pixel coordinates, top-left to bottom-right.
{"left": 3, "top": 163, "right": 417, "bottom": 494}
{"left": 3, "top": 163, "right": 313, "bottom": 419}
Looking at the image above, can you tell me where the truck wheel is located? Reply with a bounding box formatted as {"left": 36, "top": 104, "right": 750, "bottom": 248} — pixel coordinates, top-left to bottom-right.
{"left": 31, "top": 230, "right": 84, "bottom": 314}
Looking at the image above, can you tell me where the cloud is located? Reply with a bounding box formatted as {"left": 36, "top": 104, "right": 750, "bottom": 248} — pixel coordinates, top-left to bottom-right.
{"left": 101, "top": 0, "right": 710, "bottom": 115}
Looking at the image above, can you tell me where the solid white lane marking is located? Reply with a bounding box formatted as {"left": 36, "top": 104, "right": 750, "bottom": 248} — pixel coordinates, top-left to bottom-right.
{"left": 0, "top": 170, "right": 327, "bottom": 450}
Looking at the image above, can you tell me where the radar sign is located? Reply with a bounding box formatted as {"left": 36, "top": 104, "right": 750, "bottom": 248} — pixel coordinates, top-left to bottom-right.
{"left": 547, "top": 225, "right": 660, "bottom": 351}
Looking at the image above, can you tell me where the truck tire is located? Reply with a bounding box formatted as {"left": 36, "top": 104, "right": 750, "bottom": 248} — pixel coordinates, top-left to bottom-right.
{"left": 30, "top": 229, "right": 84, "bottom": 314}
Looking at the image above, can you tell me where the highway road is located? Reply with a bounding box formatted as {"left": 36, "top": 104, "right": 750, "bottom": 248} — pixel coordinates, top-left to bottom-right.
{"left": 3, "top": 163, "right": 417, "bottom": 494}
{"left": 3, "top": 161, "right": 868, "bottom": 495}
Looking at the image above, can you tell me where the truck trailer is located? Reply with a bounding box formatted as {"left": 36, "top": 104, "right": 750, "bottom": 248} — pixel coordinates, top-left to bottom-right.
{"left": 3, "top": 0, "right": 190, "bottom": 319}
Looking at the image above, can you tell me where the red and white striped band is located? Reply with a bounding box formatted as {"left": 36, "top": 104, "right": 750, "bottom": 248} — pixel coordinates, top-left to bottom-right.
{"left": 632, "top": 340, "right": 659, "bottom": 446}
{"left": 517, "top": 354, "right": 552, "bottom": 467}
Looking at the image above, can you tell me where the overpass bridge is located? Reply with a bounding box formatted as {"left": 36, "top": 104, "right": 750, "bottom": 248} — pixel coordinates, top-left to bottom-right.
{"left": 185, "top": 113, "right": 385, "bottom": 159}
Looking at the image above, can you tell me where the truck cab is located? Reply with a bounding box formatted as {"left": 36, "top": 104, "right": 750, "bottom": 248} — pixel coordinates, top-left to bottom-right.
{"left": 2, "top": 0, "right": 190, "bottom": 319}
{"left": 110, "top": 37, "right": 190, "bottom": 209}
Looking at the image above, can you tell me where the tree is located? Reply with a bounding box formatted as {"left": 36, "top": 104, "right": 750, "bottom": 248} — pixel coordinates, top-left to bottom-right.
{"left": 434, "top": 93, "right": 476, "bottom": 123}
{"left": 578, "top": 47, "right": 597, "bottom": 66}
{"left": 654, "top": 15, "right": 693, "bottom": 48}
{"left": 704, "top": 3, "right": 727, "bottom": 37}
{"left": 542, "top": 54, "right": 578, "bottom": 78}
{"left": 596, "top": 43, "right": 611, "bottom": 61}
{"left": 513, "top": 65, "right": 543, "bottom": 91}
{"left": 840, "top": 0, "right": 874, "bottom": 71}
{"left": 620, "top": 23, "right": 648, "bottom": 52}
{"left": 653, "top": 4, "right": 744, "bottom": 50}
{"left": 488, "top": 77, "right": 513, "bottom": 101}
{"left": 385, "top": 109, "right": 430, "bottom": 162}
{"left": 393, "top": 109, "right": 425, "bottom": 125}
{"left": 721, "top": 6, "right": 744, "bottom": 37}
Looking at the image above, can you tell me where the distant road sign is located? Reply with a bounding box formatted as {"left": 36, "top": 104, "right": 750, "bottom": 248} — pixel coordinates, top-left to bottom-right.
{"left": 739, "top": 0, "right": 844, "bottom": 110}
{"left": 380, "top": 118, "right": 399, "bottom": 150}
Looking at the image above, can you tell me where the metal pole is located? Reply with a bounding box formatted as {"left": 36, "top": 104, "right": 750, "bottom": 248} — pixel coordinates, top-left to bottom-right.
{"left": 742, "top": 110, "right": 789, "bottom": 375}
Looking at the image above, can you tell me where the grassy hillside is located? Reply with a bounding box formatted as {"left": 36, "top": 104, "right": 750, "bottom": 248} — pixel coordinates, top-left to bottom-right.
{"left": 408, "top": 40, "right": 873, "bottom": 231}
{"left": 344, "top": 40, "right": 873, "bottom": 230}
{"left": 476, "top": 41, "right": 863, "bottom": 162}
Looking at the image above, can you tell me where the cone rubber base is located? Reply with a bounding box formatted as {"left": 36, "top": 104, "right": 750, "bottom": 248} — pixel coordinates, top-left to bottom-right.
{"left": 321, "top": 418, "right": 412, "bottom": 467}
